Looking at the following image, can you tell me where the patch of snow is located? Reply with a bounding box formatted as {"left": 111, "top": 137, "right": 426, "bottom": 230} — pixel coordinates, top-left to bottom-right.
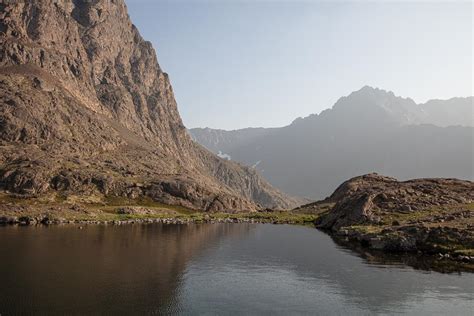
{"left": 252, "top": 160, "right": 262, "bottom": 168}
{"left": 217, "top": 151, "right": 231, "bottom": 160}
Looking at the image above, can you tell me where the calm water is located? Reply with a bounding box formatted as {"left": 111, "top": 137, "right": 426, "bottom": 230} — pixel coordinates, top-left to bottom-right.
{"left": 0, "top": 223, "right": 473, "bottom": 315}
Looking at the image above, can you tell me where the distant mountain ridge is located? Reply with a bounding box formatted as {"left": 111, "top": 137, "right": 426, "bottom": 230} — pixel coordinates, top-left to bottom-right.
{"left": 189, "top": 127, "right": 276, "bottom": 160}
{"left": 291, "top": 86, "right": 473, "bottom": 129}
{"left": 190, "top": 87, "right": 474, "bottom": 199}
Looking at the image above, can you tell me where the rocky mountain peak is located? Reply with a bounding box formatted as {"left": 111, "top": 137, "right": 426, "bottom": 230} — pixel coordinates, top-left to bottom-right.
{"left": 336, "top": 85, "right": 414, "bottom": 110}
{"left": 1, "top": 0, "right": 186, "bottom": 146}
{"left": 0, "top": 0, "right": 300, "bottom": 211}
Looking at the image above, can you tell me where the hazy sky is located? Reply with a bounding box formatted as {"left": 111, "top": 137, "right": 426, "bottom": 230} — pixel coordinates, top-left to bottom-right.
{"left": 126, "top": 0, "right": 473, "bottom": 130}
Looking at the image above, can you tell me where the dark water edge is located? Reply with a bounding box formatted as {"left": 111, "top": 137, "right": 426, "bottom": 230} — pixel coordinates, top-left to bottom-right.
{"left": 328, "top": 234, "right": 474, "bottom": 274}
{"left": 2, "top": 219, "right": 473, "bottom": 274}
{"left": 1, "top": 223, "right": 473, "bottom": 315}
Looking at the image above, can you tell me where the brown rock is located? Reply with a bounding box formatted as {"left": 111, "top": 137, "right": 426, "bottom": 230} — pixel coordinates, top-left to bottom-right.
{"left": 0, "top": 0, "right": 301, "bottom": 212}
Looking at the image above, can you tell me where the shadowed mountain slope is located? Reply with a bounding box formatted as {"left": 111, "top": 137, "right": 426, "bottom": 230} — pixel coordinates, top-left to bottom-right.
{"left": 190, "top": 87, "right": 473, "bottom": 199}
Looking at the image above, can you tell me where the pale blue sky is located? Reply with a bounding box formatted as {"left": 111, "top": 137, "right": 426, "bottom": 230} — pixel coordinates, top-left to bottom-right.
{"left": 126, "top": 0, "right": 473, "bottom": 130}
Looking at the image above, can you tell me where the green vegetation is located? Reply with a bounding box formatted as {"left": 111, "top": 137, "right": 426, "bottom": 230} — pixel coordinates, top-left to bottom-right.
{"left": 372, "top": 202, "right": 474, "bottom": 228}
{"left": 183, "top": 211, "right": 318, "bottom": 225}
{"left": 294, "top": 202, "right": 335, "bottom": 215}
{"left": 0, "top": 192, "right": 318, "bottom": 225}
{"left": 88, "top": 195, "right": 193, "bottom": 214}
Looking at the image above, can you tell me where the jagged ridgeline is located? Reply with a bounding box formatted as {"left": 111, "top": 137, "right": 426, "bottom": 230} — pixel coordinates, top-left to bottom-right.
{"left": 0, "top": 0, "right": 300, "bottom": 211}
{"left": 191, "top": 87, "right": 474, "bottom": 199}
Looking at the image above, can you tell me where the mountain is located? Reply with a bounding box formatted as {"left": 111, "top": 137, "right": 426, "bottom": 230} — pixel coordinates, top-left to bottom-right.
{"left": 418, "top": 97, "right": 473, "bottom": 127}
{"left": 0, "top": 0, "right": 300, "bottom": 211}
{"left": 188, "top": 127, "right": 276, "bottom": 160}
{"left": 190, "top": 87, "right": 474, "bottom": 199}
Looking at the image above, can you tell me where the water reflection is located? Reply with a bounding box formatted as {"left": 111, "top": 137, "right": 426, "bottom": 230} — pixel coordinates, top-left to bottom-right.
{"left": 330, "top": 234, "right": 472, "bottom": 274}
{"left": 0, "top": 224, "right": 473, "bottom": 315}
{"left": 0, "top": 224, "right": 250, "bottom": 314}
{"left": 178, "top": 224, "right": 474, "bottom": 314}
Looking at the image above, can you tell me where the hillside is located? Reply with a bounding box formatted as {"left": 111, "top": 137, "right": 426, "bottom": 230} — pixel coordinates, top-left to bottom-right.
{"left": 0, "top": 0, "right": 300, "bottom": 212}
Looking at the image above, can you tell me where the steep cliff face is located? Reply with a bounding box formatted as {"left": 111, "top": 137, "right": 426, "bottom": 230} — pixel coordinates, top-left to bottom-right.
{"left": 0, "top": 0, "right": 298, "bottom": 211}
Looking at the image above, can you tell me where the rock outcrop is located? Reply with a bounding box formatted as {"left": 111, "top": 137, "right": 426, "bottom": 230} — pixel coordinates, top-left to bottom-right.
{"left": 0, "top": 0, "right": 299, "bottom": 211}
{"left": 315, "top": 173, "right": 474, "bottom": 229}
{"left": 305, "top": 173, "right": 474, "bottom": 258}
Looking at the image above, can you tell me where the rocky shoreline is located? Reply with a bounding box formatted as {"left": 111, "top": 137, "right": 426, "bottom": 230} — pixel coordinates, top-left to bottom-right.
{"left": 0, "top": 215, "right": 290, "bottom": 226}
{"left": 298, "top": 174, "right": 474, "bottom": 269}
{"left": 328, "top": 234, "right": 474, "bottom": 273}
{"left": 0, "top": 207, "right": 318, "bottom": 227}
{"left": 1, "top": 209, "right": 473, "bottom": 271}
{"left": 1, "top": 173, "right": 473, "bottom": 271}
{"left": 328, "top": 226, "right": 474, "bottom": 266}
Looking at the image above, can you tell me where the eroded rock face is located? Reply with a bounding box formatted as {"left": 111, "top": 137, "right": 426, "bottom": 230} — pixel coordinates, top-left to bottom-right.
{"left": 0, "top": 0, "right": 299, "bottom": 211}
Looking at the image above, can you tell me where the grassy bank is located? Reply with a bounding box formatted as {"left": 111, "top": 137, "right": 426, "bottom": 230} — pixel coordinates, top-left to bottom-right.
{"left": 0, "top": 192, "right": 317, "bottom": 225}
